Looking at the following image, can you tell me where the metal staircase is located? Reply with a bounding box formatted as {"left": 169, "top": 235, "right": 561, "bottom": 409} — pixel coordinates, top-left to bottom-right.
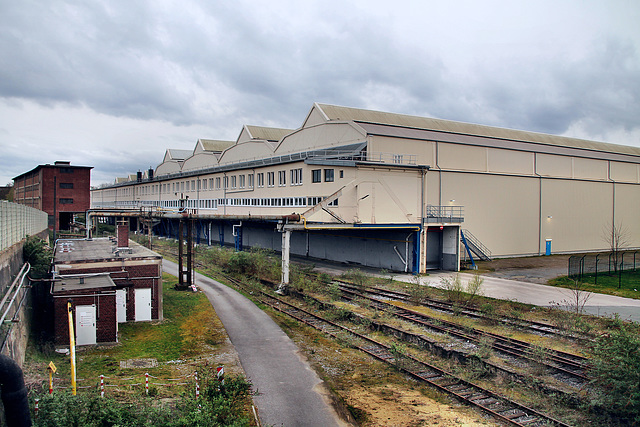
{"left": 461, "top": 229, "right": 492, "bottom": 264}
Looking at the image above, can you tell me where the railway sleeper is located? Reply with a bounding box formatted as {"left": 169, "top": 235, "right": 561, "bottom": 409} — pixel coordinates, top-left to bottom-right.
{"left": 501, "top": 409, "right": 528, "bottom": 420}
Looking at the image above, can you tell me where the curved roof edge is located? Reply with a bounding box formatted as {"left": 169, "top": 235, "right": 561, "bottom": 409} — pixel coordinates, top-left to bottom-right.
{"left": 315, "top": 103, "right": 640, "bottom": 157}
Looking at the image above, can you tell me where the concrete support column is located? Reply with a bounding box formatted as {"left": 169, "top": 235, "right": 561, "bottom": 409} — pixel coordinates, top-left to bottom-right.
{"left": 420, "top": 227, "right": 427, "bottom": 273}
{"left": 277, "top": 228, "right": 291, "bottom": 294}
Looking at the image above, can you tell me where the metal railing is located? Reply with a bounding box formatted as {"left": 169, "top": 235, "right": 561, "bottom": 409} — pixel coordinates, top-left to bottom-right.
{"left": 423, "top": 205, "right": 464, "bottom": 223}
{"left": 461, "top": 229, "right": 492, "bottom": 261}
{"left": 0, "top": 201, "right": 49, "bottom": 252}
{"left": 106, "top": 146, "right": 420, "bottom": 186}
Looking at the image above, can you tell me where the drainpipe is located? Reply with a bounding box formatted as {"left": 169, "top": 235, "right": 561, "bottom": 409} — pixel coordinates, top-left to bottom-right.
{"left": 534, "top": 153, "right": 542, "bottom": 256}
{"left": 0, "top": 355, "right": 31, "bottom": 427}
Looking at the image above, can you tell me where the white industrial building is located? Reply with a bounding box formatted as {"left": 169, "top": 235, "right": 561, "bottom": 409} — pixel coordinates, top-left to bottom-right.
{"left": 91, "top": 103, "right": 640, "bottom": 273}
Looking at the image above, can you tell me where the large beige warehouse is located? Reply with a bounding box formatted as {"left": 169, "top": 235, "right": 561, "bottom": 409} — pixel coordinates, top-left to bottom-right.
{"left": 91, "top": 103, "right": 640, "bottom": 273}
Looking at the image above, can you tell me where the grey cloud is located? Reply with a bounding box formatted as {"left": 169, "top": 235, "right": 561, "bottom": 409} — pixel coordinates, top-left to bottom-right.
{"left": 1, "top": 0, "right": 638, "bottom": 159}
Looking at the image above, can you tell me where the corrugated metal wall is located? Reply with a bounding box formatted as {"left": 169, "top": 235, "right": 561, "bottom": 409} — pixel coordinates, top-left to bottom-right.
{"left": 0, "top": 201, "right": 48, "bottom": 252}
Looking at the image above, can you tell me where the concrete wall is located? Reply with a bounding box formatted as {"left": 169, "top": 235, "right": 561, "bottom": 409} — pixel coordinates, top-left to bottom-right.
{"left": 0, "top": 242, "right": 30, "bottom": 366}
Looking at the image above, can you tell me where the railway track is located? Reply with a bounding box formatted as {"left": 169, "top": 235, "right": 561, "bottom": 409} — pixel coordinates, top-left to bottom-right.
{"left": 156, "top": 245, "right": 587, "bottom": 380}
{"left": 333, "top": 278, "right": 586, "bottom": 340}
{"left": 337, "top": 283, "right": 589, "bottom": 383}
{"left": 222, "top": 274, "right": 572, "bottom": 427}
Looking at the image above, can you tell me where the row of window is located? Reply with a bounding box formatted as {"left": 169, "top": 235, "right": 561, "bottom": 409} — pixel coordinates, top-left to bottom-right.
{"left": 125, "top": 168, "right": 342, "bottom": 197}
{"left": 94, "top": 195, "right": 338, "bottom": 210}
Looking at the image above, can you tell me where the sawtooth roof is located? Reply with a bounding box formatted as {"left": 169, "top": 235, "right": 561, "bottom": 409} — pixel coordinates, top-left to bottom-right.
{"left": 245, "top": 125, "right": 293, "bottom": 142}
{"left": 166, "top": 149, "right": 193, "bottom": 160}
{"left": 315, "top": 103, "right": 640, "bottom": 157}
{"left": 198, "top": 139, "right": 234, "bottom": 152}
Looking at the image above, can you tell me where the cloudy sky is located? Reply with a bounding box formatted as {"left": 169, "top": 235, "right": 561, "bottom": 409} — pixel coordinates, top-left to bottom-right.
{"left": 1, "top": 0, "right": 639, "bottom": 186}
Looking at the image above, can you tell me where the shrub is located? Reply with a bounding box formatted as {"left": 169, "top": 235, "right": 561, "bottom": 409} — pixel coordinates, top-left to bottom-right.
{"left": 23, "top": 236, "right": 52, "bottom": 279}
{"left": 589, "top": 317, "right": 640, "bottom": 424}
{"left": 31, "top": 371, "right": 253, "bottom": 426}
{"left": 440, "top": 273, "right": 483, "bottom": 306}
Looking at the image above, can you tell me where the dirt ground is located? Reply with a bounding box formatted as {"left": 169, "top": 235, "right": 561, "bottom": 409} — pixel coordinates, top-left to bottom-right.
{"left": 346, "top": 385, "right": 492, "bottom": 426}
{"left": 473, "top": 254, "right": 570, "bottom": 284}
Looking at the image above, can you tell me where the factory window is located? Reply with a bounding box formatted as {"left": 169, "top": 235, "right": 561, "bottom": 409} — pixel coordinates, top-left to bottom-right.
{"left": 257, "top": 173, "right": 264, "bottom": 187}
{"left": 202, "top": 179, "right": 207, "bottom": 190}
{"left": 328, "top": 198, "right": 339, "bottom": 206}
{"left": 59, "top": 168, "right": 74, "bottom": 174}
{"left": 191, "top": 180, "right": 196, "bottom": 191}
{"left": 312, "top": 169, "right": 321, "bottom": 183}
{"left": 231, "top": 176, "right": 236, "bottom": 189}
{"left": 339, "top": 170, "right": 344, "bottom": 178}
{"left": 239, "top": 175, "right": 245, "bottom": 188}
{"left": 186, "top": 181, "right": 190, "bottom": 191}
{"left": 291, "top": 168, "right": 302, "bottom": 185}
{"left": 223, "top": 176, "right": 228, "bottom": 189}
{"left": 308, "top": 196, "right": 322, "bottom": 206}
{"left": 60, "top": 182, "right": 74, "bottom": 189}
{"left": 209, "top": 178, "right": 214, "bottom": 189}
{"left": 267, "top": 172, "right": 275, "bottom": 187}
{"left": 181, "top": 182, "right": 185, "bottom": 192}
{"left": 393, "top": 154, "right": 403, "bottom": 164}
{"left": 215, "top": 177, "right": 221, "bottom": 189}
{"left": 324, "top": 169, "right": 334, "bottom": 182}
{"left": 248, "top": 174, "right": 254, "bottom": 188}
{"left": 278, "top": 170, "right": 286, "bottom": 186}
{"left": 59, "top": 198, "right": 74, "bottom": 204}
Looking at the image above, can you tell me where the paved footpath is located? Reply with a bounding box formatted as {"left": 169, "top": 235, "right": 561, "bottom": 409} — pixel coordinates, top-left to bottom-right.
{"left": 163, "top": 260, "right": 348, "bottom": 427}
{"left": 310, "top": 260, "right": 640, "bottom": 322}
{"left": 393, "top": 271, "right": 640, "bottom": 322}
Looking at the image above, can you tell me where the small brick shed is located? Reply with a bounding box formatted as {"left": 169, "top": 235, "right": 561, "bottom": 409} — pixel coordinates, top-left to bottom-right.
{"left": 52, "top": 274, "right": 117, "bottom": 346}
{"left": 51, "top": 234, "right": 163, "bottom": 346}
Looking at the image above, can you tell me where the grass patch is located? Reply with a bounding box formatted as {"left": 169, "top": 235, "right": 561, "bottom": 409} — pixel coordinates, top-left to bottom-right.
{"left": 549, "top": 270, "right": 640, "bottom": 299}
{"left": 26, "top": 273, "right": 229, "bottom": 399}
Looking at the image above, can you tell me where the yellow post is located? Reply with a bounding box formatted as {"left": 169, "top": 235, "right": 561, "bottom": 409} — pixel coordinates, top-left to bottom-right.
{"left": 47, "top": 362, "right": 57, "bottom": 394}
{"left": 67, "top": 300, "right": 77, "bottom": 396}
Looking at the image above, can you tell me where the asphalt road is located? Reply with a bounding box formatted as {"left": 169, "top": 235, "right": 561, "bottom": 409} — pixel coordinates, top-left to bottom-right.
{"left": 162, "top": 260, "right": 347, "bottom": 427}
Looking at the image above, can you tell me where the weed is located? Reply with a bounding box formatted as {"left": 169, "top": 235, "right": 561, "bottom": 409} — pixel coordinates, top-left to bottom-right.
{"left": 474, "top": 336, "right": 494, "bottom": 359}
{"left": 464, "top": 357, "right": 492, "bottom": 380}
{"left": 342, "top": 269, "right": 369, "bottom": 292}
{"left": 530, "top": 345, "right": 550, "bottom": 376}
{"left": 440, "top": 273, "right": 483, "bottom": 306}
{"left": 389, "top": 342, "right": 409, "bottom": 369}
{"left": 407, "top": 276, "right": 429, "bottom": 305}
{"left": 325, "top": 282, "right": 342, "bottom": 301}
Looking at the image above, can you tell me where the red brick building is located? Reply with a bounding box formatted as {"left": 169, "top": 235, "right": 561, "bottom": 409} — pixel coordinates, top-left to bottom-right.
{"left": 51, "top": 231, "right": 163, "bottom": 346}
{"left": 12, "top": 161, "right": 92, "bottom": 231}
{"left": 52, "top": 274, "right": 118, "bottom": 346}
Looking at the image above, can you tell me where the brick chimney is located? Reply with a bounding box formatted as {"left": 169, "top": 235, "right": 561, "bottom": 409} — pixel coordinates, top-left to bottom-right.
{"left": 117, "top": 218, "right": 129, "bottom": 248}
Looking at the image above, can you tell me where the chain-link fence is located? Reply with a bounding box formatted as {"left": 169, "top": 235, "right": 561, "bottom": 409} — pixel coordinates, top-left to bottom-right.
{"left": 568, "top": 251, "right": 639, "bottom": 282}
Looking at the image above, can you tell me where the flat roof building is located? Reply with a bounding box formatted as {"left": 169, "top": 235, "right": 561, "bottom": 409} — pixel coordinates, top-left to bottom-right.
{"left": 52, "top": 233, "right": 163, "bottom": 344}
